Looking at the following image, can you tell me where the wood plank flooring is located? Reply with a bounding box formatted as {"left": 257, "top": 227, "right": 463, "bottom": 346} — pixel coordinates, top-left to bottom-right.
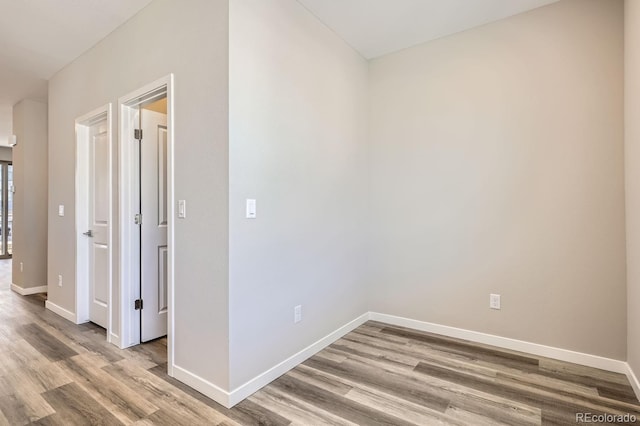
{"left": 1, "top": 258, "right": 639, "bottom": 424}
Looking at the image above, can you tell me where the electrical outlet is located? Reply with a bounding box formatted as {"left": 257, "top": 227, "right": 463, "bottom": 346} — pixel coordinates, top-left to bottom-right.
{"left": 294, "top": 305, "right": 302, "bottom": 323}
{"left": 19, "top": 262, "right": 23, "bottom": 272}
{"left": 490, "top": 293, "right": 501, "bottom": 310}
{"left": 58, "top": 275, "right": 63, "bottom": 287}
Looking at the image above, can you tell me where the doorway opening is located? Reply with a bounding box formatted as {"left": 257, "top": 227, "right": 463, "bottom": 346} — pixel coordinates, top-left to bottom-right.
{"left": 75, "top": 105, "right": 113, "bottom": 336}
{"left": 139, "top": 97, "right": 168, "bottom": 343}
{"left": 118, "top": 75, "right": 174, "bottom": 375}
{"left": 0, "top": 161, "right": 13, "bottom": 259}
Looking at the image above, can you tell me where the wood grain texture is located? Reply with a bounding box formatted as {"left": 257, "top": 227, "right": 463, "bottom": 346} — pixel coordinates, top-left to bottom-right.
{"left": 1, "top": 260, "right": 639, "bottom": 424}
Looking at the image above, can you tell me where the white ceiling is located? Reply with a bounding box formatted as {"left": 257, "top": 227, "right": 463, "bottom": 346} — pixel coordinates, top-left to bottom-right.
{"left": 0, "top": 0, "right": 153, "bottom": 144}
{"left": 0, "top": 0, "right": 560, "bottom": 145}
{"left": 297, "top": 0, "right": 560, "bottom": 59}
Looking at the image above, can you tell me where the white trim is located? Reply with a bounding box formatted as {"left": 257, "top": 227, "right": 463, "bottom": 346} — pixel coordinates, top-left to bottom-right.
{"left": 45, "top": 300, "right": 85, "bottom": 324}
{"left": 11, "top": 284, "right": 47, "bottom": 295}
{"left": 369, "top": 312, "right": 628, "bottom": 374}
{"left": 626, "top": 364, "right": 640, "bottom": 401}
{"left": 227, "top": 312, "right": 370, "bottom": 407}
{"left": 173, "top": 365, "right": 231, "bottom": 408}
{"left": 166, "top": 75, "right": 175, "bottom": 376}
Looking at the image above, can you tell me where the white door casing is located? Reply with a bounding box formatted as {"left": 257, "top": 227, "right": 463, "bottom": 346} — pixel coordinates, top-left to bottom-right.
{"left": 141, "top": 109, "right": 168, "bottom": 342}
{"left": 118, "top": 74, "right": 174, "bottom": 375}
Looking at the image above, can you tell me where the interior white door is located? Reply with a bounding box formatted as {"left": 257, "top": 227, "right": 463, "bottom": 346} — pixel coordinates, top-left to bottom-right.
{"left": 88, "top": 119, "right": 109, "bottom": 328}
{"left": 141, "top": 108, "right": 168, "bottom": 342}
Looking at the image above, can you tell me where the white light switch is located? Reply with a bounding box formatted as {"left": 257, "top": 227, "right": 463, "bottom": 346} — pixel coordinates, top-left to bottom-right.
{"left": 58, "top": 205, "right": 64, "bottom": 216}
{"left": 178, "top": 200, "right": 186, "bottom": 219}
{"left": 294, "top": 305, "right": 302, "bottom": 323}
{"left": 246, "top": 199, "right": 257, "bottom": 219}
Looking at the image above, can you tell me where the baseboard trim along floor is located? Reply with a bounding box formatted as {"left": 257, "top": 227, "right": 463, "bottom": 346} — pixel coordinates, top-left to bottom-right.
{"left": 45, "top": 300, "right": 79, "bottom": 324}
{"left": 11, "top": 283, "right": 47, "bottom": 296}
{"left": 174, "top": 311, "right": 639, "bottom": 408}
{"left": 369, "top": 312, "right": 628, "bottom": 374}
{"left": 175, "top": 312, "right": 371, "bottom": 408}
{"left": 227, "top": 312, "right": 371, "bottom": 407}
{"left": 369, "top": 312, "right": 640, "bottom": 404}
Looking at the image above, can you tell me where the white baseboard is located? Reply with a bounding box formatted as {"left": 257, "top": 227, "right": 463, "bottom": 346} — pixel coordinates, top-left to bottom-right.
{"left": 173, "top": 364, "right": 231, "bottom": 407}
{"left": 227, "top": 312, "right": 370, "bottom": 407}
{"left": 11, "top": 284, "right": 47, "bottom": 296}
{"left": 369, "top": 312, "right": 628, "bottom": 375}
{"left": 167, "top": 311, "right": 640, "bottom": 408}
{"left": 170, "top": 312, "right": 370, "bottom": 408}
{"left": 45, "top": 300, "right": 79, "bottom": 324}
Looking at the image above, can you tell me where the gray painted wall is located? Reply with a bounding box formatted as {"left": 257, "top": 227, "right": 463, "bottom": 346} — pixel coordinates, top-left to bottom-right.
{"left": 626, "top": 0, "right": 640, "bottom": 378}
{"left": 47, "top": 0, "right": 230, "bottom": 389}
{"left": 229, "top": 0, "right": 369, "bottom": 389}
{"left": 12, "top": 99, "right": 48, "bottom": 290}
{"left": 368, "top": 0, "right": 626, "bottom": 359}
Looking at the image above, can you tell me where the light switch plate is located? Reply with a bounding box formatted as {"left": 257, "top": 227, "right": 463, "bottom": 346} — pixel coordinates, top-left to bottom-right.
{"left": 58, "top": 205, "right": 64, "bottom": 217}
{"left": 246, "top": 199, "right": 257, "bottom": 219}
{"left": 178, "top": 200, "right": 186, "bottom": 219}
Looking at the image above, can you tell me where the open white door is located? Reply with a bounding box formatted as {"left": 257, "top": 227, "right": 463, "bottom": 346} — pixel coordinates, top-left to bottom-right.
{"left": 88, "top": 119, "right": 110, "bottom": 328}
{"left": 140, "top": 108, "right": 168, "bottom": 342}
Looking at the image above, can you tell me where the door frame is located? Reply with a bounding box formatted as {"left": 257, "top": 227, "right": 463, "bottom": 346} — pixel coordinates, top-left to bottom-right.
{"left": 75, "top": 104, "right": 113, "bottom": 339}
{"left": 118, "top": 74, "right": 175, "bottom": 375}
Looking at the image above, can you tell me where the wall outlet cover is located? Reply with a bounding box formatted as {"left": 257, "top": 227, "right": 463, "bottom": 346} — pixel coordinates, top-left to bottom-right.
{"left": 490, "top": 293, "right": 501, "bottom": 310}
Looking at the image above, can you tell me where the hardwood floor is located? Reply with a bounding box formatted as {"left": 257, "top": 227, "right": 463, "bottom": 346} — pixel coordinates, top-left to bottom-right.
{"left": 1, "top": 258, "right": 639, "bottom": 425}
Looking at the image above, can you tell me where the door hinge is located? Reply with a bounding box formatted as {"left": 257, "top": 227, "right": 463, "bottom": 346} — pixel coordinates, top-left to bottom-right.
{"left": 134, "top": 213, "right": 142, "bottom": 225}
{"left": 135, "top": 299, "right": 143, "bottom": 310}
{"left": 134, "top": 128, "right": 143, "bottom": 140}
